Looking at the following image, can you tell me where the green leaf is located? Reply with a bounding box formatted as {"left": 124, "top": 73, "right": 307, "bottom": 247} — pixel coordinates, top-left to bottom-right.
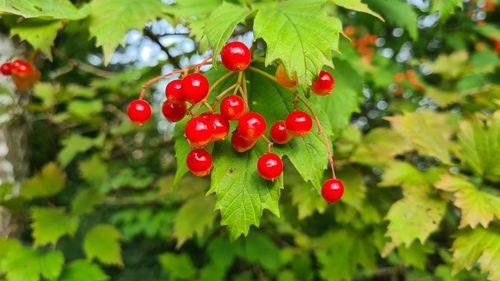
{"left": 59, "top": 260, "right": 108, "bottom": 281}
{"left": 457, "top": 116, "right": 500, "bottom": 181}
{"left": 429, "top": 51, "right": 468, "bottom": 78}
{"left": 290, "top": 178, "right": 327, "bottom": 219}
{"left": 10, "top": 19, "right": 62, "bottom": 60}
{"left": 0, "top": 0, "right": 89, "bottom": 19}
{"left": 67, "top": 100, "right": 104, "bottom": 120}
{"left": 431, "top": 0, "right": 463, "bottom": 23}
{"left": 337, "top": 166, "right": 366, "bottom": 211}
{"left": 364, "top": 0, "right": 418, "bottom": 40}
{"left": 58, "top": 134, "right": 97, "bottom": 166}
{"left": 79, "top": 155, "right": 108, "bottom": 184}
{"left": 243, "top": 233, "right": 282, "bottom": 272}
{"left": 31, "top": 207, "right": 79, "bottom": 247}
{"left": 173, "top": 118, "right": 190, "bottom": 186}
{"left": 385, "top": 192, "right": 446, "bottom": 247}
{"left": 173, "top": 195, "right": 216, "bottom": 247}
{"left": 387, "top": 111, "right": 452, "bottom": 164}
{"left": 204, "top": 2, "right": 251, "bottom": 60}
{"left": 315, "top": 229, "right": 377, "bottom": 281}
{"left": 71, "top": 188, "right": 105, "bottom": 215}
{"left": 254, "top": 0, "right": 342, "bottom": 84}
{"left": 83, "top": 224, "right": 123, "bottom": 266}
{"left": 435, "top": 174, "right": 500, "bottom": 228}
{"left": 21, "top": 162, "right": 66, "bottom": 199}
{"left": 1, "top": 247, "right": 64, "bottom": 281}
{"left": 88, "top": 0, "right": 165, "bottom": 64}
{"left": 452, "top": 226, "right": 500, "bottom": 281}
{"left": 329, "top": 0, "right": 384, "bottom": 21}
{"left": 170, "top": 0, "right": 222, "bottom": 19}
{"left": 209, "top": 141, "right": 282, "bottom": 239}
{"left": 158, "top": 253, "right": 196, "bottom": 280}
{"left": 206, "top": 236, "right": 239, "bottom": 270}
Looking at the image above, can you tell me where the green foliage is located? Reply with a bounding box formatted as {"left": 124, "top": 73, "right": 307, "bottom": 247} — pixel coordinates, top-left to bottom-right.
{"left": 1, "top": 0, "right": 499, "bottom": 281}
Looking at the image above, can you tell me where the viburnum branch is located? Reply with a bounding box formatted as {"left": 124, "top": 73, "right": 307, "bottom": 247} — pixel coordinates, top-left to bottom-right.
{"left": 208, "top": 71, "right": 234, "bottom": 95}
{"left": 296, "top": 95, "right": 336, "bottom": 179}
{"left": 211, "top": 84, "right": 239, "bottom": 108}
{"left": 240, "top": 72, "right": 249, "bottom": 111}
{"left": 261, "top": 135, "right": 274, "bottom": 153}
{"left": 139, "top": 56, "right": 213, "bottom": 100}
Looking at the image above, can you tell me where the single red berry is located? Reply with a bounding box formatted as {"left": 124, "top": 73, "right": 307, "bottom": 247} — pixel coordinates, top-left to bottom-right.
{"left": 0, "top": 63, "right": 12, "bottom": 75}
{"left": 231, "top": 131, "right": 257, "bottom": 153}
{"left": 312, "top": 71, "right": 335, "bottom": 95}
{"left": 221, "top": 41, "right": 251, "bottom": 72}
{"left": 186, "top": 149, "right": 212, "bottom": 176}
{"left": 182, "top": 73, "right": 209, "bottom": 104}
{"left": 185, "top": 116, "right": 213, "bottom": 147}
{"left": 162, "top": 101, "right": 186, "bottom": 122}
{"left": 286, "top": 110, "right": 313, "bottom": 136}
{"left": 237, "top": 112, "right": 267, "bottom": 140}
{"left": 270, "top": 120, "right": 292, "bottom": 144}
{"left": 165, "top": 79, "right": 184, "bottom": 103}
{"left": 11, "top": 59, "right": 32, "bottom": 76}
{"left": 257, "top": 153, "right": 283, "bottom": 180}
{"left": 220, "top": 95, "right": 245, "bottom": 120}
{"left": 321, "top": 179, "right": 344, "bottom": 203}
{"left": 210, "top": 114, "right": 230, "bottom": 141}
{"left": 127, "top": 99, "right": 152, "bottom": 125}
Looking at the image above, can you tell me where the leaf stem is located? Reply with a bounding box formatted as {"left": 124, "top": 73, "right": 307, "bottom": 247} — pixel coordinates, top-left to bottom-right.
{"left": 249, "top": 66, "right": 277, "bottom": 83}
{"left": 296, "top": 95, "right": 336, "bottom": 179}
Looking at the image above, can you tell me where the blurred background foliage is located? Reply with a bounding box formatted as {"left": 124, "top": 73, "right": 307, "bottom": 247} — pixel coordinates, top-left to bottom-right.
{"left": 0, "top": 0, "right": 499, "bottom": 280}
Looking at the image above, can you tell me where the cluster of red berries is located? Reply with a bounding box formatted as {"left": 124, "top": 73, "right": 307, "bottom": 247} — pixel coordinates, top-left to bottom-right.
{"left": 1, "top": 59, "right": 40, "bottom": 91}
{"left": 127, "top": 41, "right": 344, "bottom": 203}
{"left": 393, "top": 69, "right": 424, "bottom": 95}
{"left": 344, "top": 26, "right": 377, "bottom": 64}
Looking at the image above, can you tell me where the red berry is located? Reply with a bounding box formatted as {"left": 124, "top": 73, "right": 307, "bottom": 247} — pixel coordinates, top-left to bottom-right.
{"left": 257, "top": 153, "right": 283, "bottom": 180}
{"left": 182, "top": 73, "right": 209, "bottom": 104}
{"left": 237, "top": 112, "right": 267, "bottom": 140}
{"left": 285, "top": 110, "right": 312, "bottom": 136}
{"left": 210, "top": 114, "right": 230, "bottom": 141}
{"left": 321, "top": 179, "right": 344, "bottom": 203}
{"left": 0, "top": 63, "right": 12, "bottom": 75}
{"left": 11, "top": 60, "right": 32, "bottom": 76}
{"left": 312, "top": 70, "right": 335, "bottom": 95}
{"left": 127, "top": 99, "right": 152, "bottom": 125}
{"left": 231, "top": 131, "right": 257, "bottom": 152}
{"left": 221, "top": 41, "right": 251, "bottom": 72}
{"left": 220, "top": 95, "right": 245, "bottom": 120}
{"left": 270, "top": 121, "right": 292, "bottom": 144}
{"left": 165, "top": 79, "right": 184, "bottom": 103}
{"left": 162, "top": 101, "right": 186, "bottom": 122}
{"left": 186, "top": 149, "right": 212, "bottom": 176}
{"left": 185, "top": 116, "right": 213, "bottom": 148}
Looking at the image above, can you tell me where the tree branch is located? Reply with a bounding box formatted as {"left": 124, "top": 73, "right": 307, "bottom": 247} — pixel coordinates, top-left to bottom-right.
{"left": 143, "top": 28, "right": 182, "bottom": 69}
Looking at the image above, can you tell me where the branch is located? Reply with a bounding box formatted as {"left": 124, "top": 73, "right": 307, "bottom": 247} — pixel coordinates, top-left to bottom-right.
{"left": 143, "top": 28, "right": 182, "bottom": 69}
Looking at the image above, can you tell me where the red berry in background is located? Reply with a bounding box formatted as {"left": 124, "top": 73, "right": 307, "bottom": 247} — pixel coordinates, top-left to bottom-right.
{"left": 275, "top": 64, "right": 297, "bottom": 88}
{"left": 182, "top": 73, "right": 209, "bottom": 104}
{"left": 11, "top": 59, "right": 32, "bottom": 76}
{"left": 165, "top": 79, "right": 184, "bottom": 103}
{"left": 286, "top": 110, "right": 313, "bottom": 136}
{"left": 220, "top": 95, "right": 245, "bottom": 120}
{"left": 185, "top": 116, "right": 213, "bottom": 148}
{"left": 231, "top": 131, "right": 257, "bottom": 153}
{"left": 210, "top": 114, "right": 230, "bottom": 141}
{"left": 237, "top": 112, "right": 267, "bottom": 140}
{"left": 221, "top": 41, "right": 251, "bottom": 72}
{"left": 0, "top": 63, "right": 12, "bottom": 75}
{"left": 162, "top": 101, "right": 186, "bottom": 122}
{"left": 186, "top": 149, "right": 212, "bottom": 176}
{"left": 312, "top": 70, "right": 335, "bottom": 95}
{"left": 321, "top": 179, "right": 344, "bottom": 203}
{"left": 127, "top": 99, "right": 152, "bottom": 125}
{"left": 257, "top": 153, "right": 283, "bottom": 180}
{"left": 270, "top": 120, "right": 292, "bottom": 144}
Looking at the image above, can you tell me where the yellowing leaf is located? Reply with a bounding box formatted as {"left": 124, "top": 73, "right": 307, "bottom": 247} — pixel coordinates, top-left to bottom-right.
{"left": 351, "top": 128, "right": 410, "bottom": 166}
{"left": 429, "top": 51, "right": 469, "bottom": 78}
{"left": 10, "top": 19, "right": 62, "bottom": 60}
{"left": 88, "top": 0, "right": 165, "bottom": 64}
{"left": 330, "top": 0, "right": 384, "bottom": 21}
{"left": 31, "top": 207, "right": 79, "bottom": 247}
{"left": 385, "top": 192, "right": 446, "bottom": 247}
{"left": 254, "top": 0, "right": 341, "bottom": 84}
{"left": 173, "top": 195, "right": 216, "bottom": 247}
{"left": 83, "top": 224, "right": 123, "bottom": 266}
{"left": 387, "top": 111, "right": 453, "bottom": 164}
{"left": 21, "top": 162, "right": 66, "bottom": 199}
{"left": 435, "top": 174, "right": 500, "bottom": 228}
{"left": 452, "top": 226, "right": 500, "bottom": 281}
